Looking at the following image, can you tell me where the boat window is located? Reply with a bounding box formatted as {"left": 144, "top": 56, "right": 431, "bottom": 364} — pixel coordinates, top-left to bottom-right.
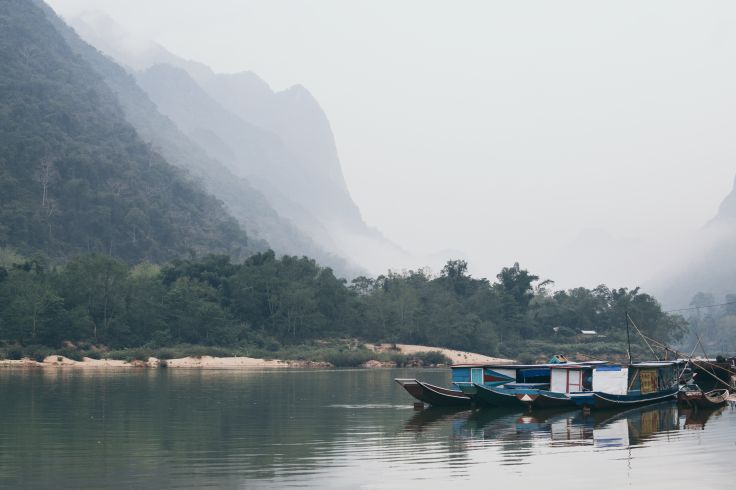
{"left": 583, "top": 369, "right": 593, "bottom": 390}
{"left": 516, "top": 368, "right": 550, "bottom": 384}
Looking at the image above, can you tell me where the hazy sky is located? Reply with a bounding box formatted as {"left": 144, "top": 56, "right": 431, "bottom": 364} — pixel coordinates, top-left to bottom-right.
{"left": 47, "top": 0, "right": 736, "bottom": 290}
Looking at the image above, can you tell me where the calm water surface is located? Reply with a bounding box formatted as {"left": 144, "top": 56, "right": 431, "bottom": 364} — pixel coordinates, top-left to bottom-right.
{"left": 0, "top": 368, "right": 733, "bottom": 489}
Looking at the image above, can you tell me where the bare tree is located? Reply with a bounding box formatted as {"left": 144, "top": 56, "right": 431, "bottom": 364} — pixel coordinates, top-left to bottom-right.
{"left": 18, "top": 45, "right": 37, "bottom": 68}
{"left": 44, "top": 198, "right": 58, "bottom": 246}
{"left": 35, "top": 156, "right": 58, "bottom": 208}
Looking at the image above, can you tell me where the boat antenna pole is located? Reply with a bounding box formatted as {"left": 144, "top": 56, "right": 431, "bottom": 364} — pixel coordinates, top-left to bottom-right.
{"left": 626, "top": 313, "right": 660, "bottom": 361}
{"left": 625, "top": 310, "right": 632, "bottom": 364}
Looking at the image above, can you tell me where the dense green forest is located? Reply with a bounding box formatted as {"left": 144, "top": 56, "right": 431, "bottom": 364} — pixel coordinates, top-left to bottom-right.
{"left": 0, "top": 248, "right": 687, "bottom": 363}
{"left": 0, "top": 0, "right": 255, "bottom": 264}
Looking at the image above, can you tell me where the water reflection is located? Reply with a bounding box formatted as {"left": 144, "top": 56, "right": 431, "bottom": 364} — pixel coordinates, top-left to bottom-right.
{"left": 409, "top": 402, "right": 724, "bottom": 455}
{"left": 0, "top": 368, "right": 733, "bottom": 489}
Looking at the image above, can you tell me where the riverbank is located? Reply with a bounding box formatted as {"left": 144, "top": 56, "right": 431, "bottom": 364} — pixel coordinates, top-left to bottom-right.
{"left": 0, "top": 344, "right": 511, "bottom": 369}
{"left": 0, "top": 355, "right": 325, "bottom": 369}
{"left": 367, "top": 343, "right": 512, "bottom": 364}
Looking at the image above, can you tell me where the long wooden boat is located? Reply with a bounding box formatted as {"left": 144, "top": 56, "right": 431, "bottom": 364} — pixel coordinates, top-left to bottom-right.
{"left": 514, "top": 362, "right": 683, "bottom": 410}
{"left": 586, "top": 362, "right": 680, "bottom": 409}
{"left": 394, "top": 378, "right": 472, "bottom": 407}
{"left": 677, "top": 385, "right": 729, "bottom": 409}
{"left": 469, "top": 382, "right": 548, "bottom": 408}
{"left": 505, "top": 363, "right": 607, "bottom": 410}
{"left": 456, "top": 362, "right": 570, "bottom": 406}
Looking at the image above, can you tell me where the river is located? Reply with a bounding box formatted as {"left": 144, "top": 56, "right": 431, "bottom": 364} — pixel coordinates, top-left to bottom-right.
{"left": 0, "top": 368, "right": 732, "bottom": 489}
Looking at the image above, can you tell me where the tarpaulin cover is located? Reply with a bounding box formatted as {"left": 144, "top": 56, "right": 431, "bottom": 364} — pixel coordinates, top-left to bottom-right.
{"left": 550, "top": 369, "right": 568, "bottom": 393}
{"left": 593, "top": 367, "right": 629, "bottom": 395}
{"left": 639, "top": 369, "right": 657, "bottom": 394}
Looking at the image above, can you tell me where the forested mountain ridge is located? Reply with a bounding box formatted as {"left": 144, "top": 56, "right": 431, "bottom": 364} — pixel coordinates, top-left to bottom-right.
{"left": 0, "top": 0, "right": 257, "bottom": 263}
{"left": 33, "top": 1, "right": 357, "bottom": 277}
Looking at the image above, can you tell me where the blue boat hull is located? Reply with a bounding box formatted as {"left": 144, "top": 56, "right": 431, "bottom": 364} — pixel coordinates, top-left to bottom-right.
{"left": 471, "top": 383, "right": 541, "bottom": 408}
{"left": 588, "top": 387, "right": 678, "bottom": 409}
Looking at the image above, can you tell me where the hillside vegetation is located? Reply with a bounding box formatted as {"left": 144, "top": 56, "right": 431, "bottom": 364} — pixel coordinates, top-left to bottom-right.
{"left": 0, "top": 0, "right": 253, "bottom": 264}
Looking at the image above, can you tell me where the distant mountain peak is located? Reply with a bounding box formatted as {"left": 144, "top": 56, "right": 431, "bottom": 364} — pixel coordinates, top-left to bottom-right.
{"left": 714, "top": 174, "right": 736, "bottom": 222}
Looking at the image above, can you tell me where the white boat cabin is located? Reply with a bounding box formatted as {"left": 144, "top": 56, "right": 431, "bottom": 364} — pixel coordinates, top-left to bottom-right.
{"left": 550, "top": 365, "right": 594, "bottom": 394}
{"left": 591, "top": 362, "right": 679, "bottom": 396}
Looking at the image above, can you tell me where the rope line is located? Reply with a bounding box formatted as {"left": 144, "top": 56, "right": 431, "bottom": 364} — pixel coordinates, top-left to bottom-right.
{"left": 665, "top": 300, "right": 736, "bottom": 314}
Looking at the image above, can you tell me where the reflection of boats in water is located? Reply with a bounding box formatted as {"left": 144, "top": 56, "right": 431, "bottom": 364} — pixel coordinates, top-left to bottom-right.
{"left": 403, "top": 408, "right": 474, "bottom": 433}
{"left": 592, "top": 401, "right": 679, "bottom": 447}
{"left": 680, "top": 406, "right": 726, "bottom": 430}
{"left": 446, "top": 402, "right": 685, "bottom": 449}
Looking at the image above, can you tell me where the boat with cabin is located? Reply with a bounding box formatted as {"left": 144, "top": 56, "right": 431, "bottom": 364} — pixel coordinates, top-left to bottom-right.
{"left": 583, "top": 361, "right": 680, "bottom": 409}
{"left": 455, "top": 359, "right": 583, "bottom": 408}
{"left": 515, "top": 361, "right": 682, "bottom": 410}
{"left": 395, "top": 359, "right": 562, "bottom": 407}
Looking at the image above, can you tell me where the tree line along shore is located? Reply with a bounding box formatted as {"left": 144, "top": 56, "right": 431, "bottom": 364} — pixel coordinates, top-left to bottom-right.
{"left": 0, "top": 248, "right": 687, "bottom": 366}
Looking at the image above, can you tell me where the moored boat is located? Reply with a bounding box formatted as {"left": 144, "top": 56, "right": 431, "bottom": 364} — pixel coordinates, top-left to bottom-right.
{"left": 585, "top": 361, "right": 680, "bottom": 409}
{"left": 471, "top": 383, "right": 527, "bottom": 408}
{"left": 677, "top": 385, "right": 729, "bottom": 409}
{"left": 498, "top": 362, "right": 608, "bottom": 410}
{"left": 461, "top": 361, "right": 572, "bottom": 407}
{"left": 395, "top": 378, "right": 472, "bottom": 407}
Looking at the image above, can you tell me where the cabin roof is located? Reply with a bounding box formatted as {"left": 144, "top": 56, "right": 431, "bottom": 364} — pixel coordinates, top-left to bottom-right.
{"left": 629, "top": 361, "right": 679, "bottom": 367}
{"left": 452, "top": 361, "right": 603, "bottom": 369}
{"left": 549, "top": 361, "right": 608, "bottom": 370}
{"left": 593, "top": 361, "right": 679, "bottom": 369}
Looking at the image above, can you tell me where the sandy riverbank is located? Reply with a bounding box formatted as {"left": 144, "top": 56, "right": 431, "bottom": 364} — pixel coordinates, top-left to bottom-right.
{"left": 368, "top": 343, "right": 513, "bottom": 364}
{"left": 0, "top": 345, "right": 513, "bottom": 369}
{"left": 0, "top": 355, "right": 321, "bottom": 369}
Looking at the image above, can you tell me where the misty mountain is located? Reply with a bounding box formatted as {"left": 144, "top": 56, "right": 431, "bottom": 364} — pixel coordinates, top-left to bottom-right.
{"left": 0, "top": 0, "right": 257, "bottom": 263}
{"left": 713, "top": 176, "right": 736, "bottom": 222}
{"left": 134, "top": 64, "right": 339, "bottom": 246}
{"left": 656, "top": 175, "right": 736, "bottom": 308}
{"left": 200, "top": 73, "right": 364, "bottom": 231}
{"left": 67, "top": 12, "right": 409, "bottom": 274}
{"left": 35, "top": 2, "right": 358, "bottom": 276}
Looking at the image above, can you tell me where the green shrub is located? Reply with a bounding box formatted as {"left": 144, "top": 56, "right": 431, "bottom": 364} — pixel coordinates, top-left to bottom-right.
{"left": 107, "top": 348, "right": 149, "bottom": 361}
{"left": 58, "top": 349, "right": 83, "bottom": 362}
{"left": 6, "top": 348, "right": 23, "bottom": 360}
{"left": 84, "top": 351, "right": 101, "bottom": 360}
{"left": 24, "top": 345, "right": 51, "bottom": 362}
{"left": 416, "top": 351, "right": 451, "bottom": 366}
{"left": 320, "top": 349, "right": 374, "bottom": 367}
